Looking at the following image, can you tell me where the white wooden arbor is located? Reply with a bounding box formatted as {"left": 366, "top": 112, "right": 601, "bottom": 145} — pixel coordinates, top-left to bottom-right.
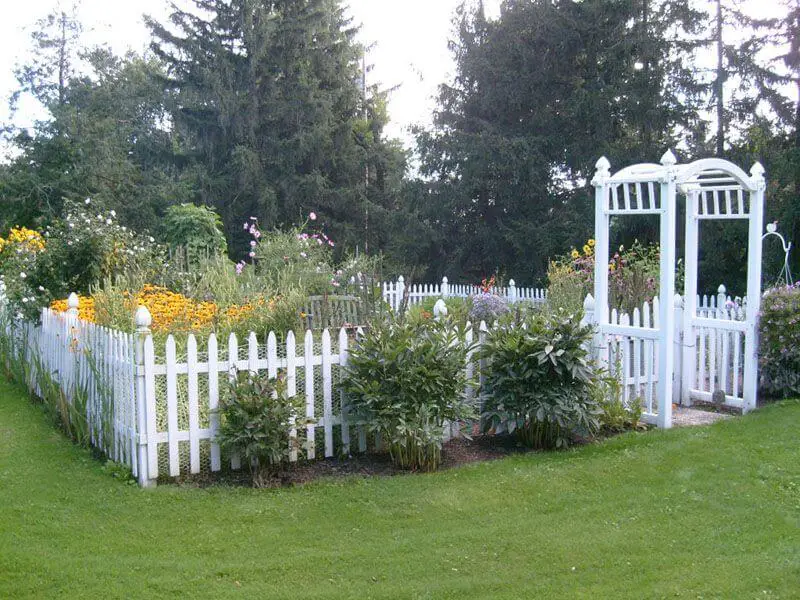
{"left": 591, "top": 150, "right": 765, "bottom": 428}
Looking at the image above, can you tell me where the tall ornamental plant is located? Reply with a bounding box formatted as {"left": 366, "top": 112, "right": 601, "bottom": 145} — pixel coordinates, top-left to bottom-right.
{"left": 342, "top": 319, "right": 475, "bottom": 471}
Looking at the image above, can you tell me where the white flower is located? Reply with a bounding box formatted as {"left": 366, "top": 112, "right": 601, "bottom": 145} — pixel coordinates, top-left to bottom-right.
{"left": 38, "top": 286, "right": 45, "bottom": 292}
{"left": 106, "top": 219, "right": 112, "bottom": 225}
{"left": 110, "top": 210, "right": 116, "bottom": 217}
{"left": 19, "top": 272, "right": 26, "bottom": 279}
{"left": 85, "top": 198, "right": 91, "bottom": 205}
{"left": 149, "top": 236, "right": 155, "bottom": 243}
{"left": 22, "top": 298, "right": 28, "bottom": 303}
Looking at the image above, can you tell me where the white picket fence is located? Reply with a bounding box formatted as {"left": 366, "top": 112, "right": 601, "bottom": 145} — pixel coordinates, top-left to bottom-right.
{"left": 585, "top": 287, "right": 748, "bottom": 424}
{"left": 1, "top": 282, "right": 748, "bottom": 487}
{"left": 381, "top": 276, "right": 547, "bottom": 311}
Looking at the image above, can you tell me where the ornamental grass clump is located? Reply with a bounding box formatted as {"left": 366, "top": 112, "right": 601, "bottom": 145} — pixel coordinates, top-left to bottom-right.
{"left": 342, "top": 319, "right": 475, "bottom": 471}
{"left": 759, "top": 283, "right": 800, "bottom": 397}
{"left": 481, "top": 311, "right": 601, "bottom": 449}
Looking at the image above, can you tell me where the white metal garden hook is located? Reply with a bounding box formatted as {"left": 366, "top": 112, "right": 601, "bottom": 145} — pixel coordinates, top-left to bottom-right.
{"left": 762, "top": 222, "right": 793, "bottom": 286}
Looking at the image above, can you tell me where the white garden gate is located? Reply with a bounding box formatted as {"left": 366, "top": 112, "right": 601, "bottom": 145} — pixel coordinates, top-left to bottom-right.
{"left": 591, "top": 151, "right": 765, "bottom": 428}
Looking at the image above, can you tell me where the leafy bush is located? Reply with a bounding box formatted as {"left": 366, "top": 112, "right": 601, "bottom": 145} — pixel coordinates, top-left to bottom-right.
{"left": 342, "top": 318, "right": 475, "bottom": 471}
{"left": 216, "top": 370, "right": 306, "bottom": 485}
{"left": 162, "top": 204, "right": 227, "bottom": 263}
{"left": 481, "top": 311, "right": 601, "bottom": 449}
{"left": 0, "top": 227, "right": 49, "bottom": 320}
{"left": 759, "top": 284, "right": 800, "bottom": 397}
{"left": 593, "top": 368, "right": 643, "bottom": 433}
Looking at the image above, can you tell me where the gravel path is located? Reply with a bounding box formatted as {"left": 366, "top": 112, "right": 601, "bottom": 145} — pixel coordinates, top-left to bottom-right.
{"left": 672, "top": 405, "right": 733, "bottom": 427}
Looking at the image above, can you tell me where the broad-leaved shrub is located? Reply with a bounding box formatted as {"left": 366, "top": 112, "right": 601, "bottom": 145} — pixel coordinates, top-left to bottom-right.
{"left": 342, "top": 319, "right": 475, "bottom": 471}
{"left": 481, "top": 312, "right": 601, "bottom": 448}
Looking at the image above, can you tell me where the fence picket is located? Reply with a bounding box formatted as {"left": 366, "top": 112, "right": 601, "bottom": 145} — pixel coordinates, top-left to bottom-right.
{"left": 304, "top": 330, "right": 316, "bottom": 460}
{"left": 187, "top": 334, "right": 200, "bottom": 474}
{"left": 208, "top": 334, "right": 221, "bottom": 472}
{"left": 322, "top": 329, "right": 334, "bottom": 458}
{"left": 286, "top": 332, "right": 298, "bottom": 462}
{"left": 228, "top": 333, "right": 240, "bottom": 471}
{"left": 339, "top": 328, "right": 350, "bottom": 455}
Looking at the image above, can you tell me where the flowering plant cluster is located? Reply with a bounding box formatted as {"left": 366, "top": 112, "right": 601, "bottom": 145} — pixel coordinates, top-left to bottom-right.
{"left": 759, "top": 283, "right": 800, "bottom": 397}
{"left": 548, "top": 238, "right": 677, "bottom": 315}
{"left": 470, "top": 290, "right": 510, "bottom": 323}
{"left": 236, "top": 213, "right": 374, "bottom": 298}
{"left": 0, "top": 227, "right": 49, "bottom": 320}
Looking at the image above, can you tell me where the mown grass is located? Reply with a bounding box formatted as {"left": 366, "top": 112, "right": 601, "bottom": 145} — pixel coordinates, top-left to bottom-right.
{"left": 1, "top": 376, "right": 798, "bottom": 599}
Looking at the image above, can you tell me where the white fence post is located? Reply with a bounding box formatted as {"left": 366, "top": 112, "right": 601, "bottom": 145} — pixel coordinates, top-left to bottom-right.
{"left": 441, "top": 276, "right": 449, "bottom": 299}
{"left": 717, "top": 284, "right": 727, "bottom": 310}
{"left": 581, "top": 294, "right": 596, "bottom": 354}
{"left": 134, "top": 306, "right": 156, "bottom": 488}
{"left": 508, "top": 279, "right": 517, "bottom": 304}
{"left": 396, "top": 275, "right": 405, "bottom": 312}
{"left": 673, "top": 294, "right": 683, "bottom": 406}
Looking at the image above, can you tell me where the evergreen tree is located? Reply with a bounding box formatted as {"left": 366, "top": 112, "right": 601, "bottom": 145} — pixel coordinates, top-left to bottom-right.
{"left": 146, "top": 0, "right": 403, "bottom": 256}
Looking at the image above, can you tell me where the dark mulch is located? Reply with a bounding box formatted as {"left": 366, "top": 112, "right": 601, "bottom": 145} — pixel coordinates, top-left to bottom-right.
{"left": 176, "top": 433, "right": 532, "bottom": 488}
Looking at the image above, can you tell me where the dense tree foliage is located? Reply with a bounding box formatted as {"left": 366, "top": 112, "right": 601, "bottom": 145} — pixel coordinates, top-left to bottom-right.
{"left": 0, "top": 0, "right": 798, "bottom": 292}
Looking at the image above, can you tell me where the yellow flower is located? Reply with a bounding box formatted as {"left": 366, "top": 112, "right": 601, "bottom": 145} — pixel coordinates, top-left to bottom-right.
{"left": 588, "top": 239, "right": 595, "bottom": 247}
{"left": 583, "top": 244, "right": 592, "bottom": 255}
{"left": 570, "top": 249, "right": 580, "bottom": 259}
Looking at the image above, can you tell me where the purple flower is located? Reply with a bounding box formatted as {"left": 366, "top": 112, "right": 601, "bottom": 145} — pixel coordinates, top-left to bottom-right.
{"left": 235, "top": 261, "right": 245, "bottom": 275}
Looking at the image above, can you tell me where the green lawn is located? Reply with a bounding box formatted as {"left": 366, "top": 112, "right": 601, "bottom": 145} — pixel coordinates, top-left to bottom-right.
{"left": 1, "top": 377, "right": 798, "bottom": 599}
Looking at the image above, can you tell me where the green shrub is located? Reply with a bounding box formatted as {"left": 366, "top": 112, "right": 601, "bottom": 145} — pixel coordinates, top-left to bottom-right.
{"left": 481, "top": 311, "right": 601, "bottom": 449}
{"left": 216, "top": 370, "right": 307, "bottom": 485}
{"left": 759, "top": 284, "right": 800, "bottom": 398}
{"left": 162, "top": 204, "right": 227, "bottom": 263}
{"left": 342, "top": 318, "right": 475, "bottom": 471}
{"left": 594, "top": 368, "right": 643, "bottom": 433}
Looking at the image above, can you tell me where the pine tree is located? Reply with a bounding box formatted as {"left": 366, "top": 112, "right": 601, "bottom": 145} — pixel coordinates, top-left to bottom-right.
{"left": 146, "top": 0, "right": 401, "bottom": 256}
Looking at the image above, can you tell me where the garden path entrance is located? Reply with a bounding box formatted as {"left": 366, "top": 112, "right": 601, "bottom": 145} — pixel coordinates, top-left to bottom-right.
{"left": 590, "top": 151, "right": 765, "bottom": 428}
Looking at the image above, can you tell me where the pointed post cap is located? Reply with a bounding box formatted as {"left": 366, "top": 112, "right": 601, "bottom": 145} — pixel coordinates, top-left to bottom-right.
{"left": 592, "top": 157, "right": 611, "bottom": 186}
{"left": 397, "top": 275, "right": 404, "bottom": 283}
{"left": 509, "top": 279, "right": 515, "bottom": 287}
{"left": 135, "top": 305, "right": 152, "bottom": 330}
{"left": 442, "top": 276, "right": 448, "bottom": 283}
{"left": 660, "top": 149, "right": 677, "bottom": 166}
{"left": 594, "top": 156, "right": 610, "bottom": 176}
{"left": 750, "top": 161, "right": 765, "bottom": 178}
{"left": 67, "top": 292, "right": 79, "bottom": 310}
{"left": 717, "top": 284, "right": 726, "bottom": 294}
{"left": 674, "top": 293, "right": 684, "bottom": 308}
{"left": 766, "top": 221, "right": 777, "bottom": 234}
{"left": 583, "top": 293, "right": 595, "bottom": 310}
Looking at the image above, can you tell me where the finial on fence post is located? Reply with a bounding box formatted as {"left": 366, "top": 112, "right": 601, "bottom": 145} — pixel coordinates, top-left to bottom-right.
{"left": 441, "top": 276, "right": 449, "bottom": 299}
{"left": 66, "top": 293, "right": 79, "bottom": 317}
{"left": 135, "top": 305, "right": 152, "bottom": 333}
{"left": 592, "top": 156, "right": 611, "bottom": 186}
{"left": 433, "top": 299, "right": 448, "bottom": 322}
{"left": 508, "top": 279, "right": 517, "bottom": 303}
{"left": 717, "top": 284, "right": 727, "bottom": 311}
{"left": 660, "top": 148, "right": 677, "bottom": 166}
{"left": 750, "top": 161, "right": 766, "bottom": 190}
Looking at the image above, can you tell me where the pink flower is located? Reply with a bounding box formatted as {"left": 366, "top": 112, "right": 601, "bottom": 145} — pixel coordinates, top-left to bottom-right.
{"left": 328, "top": 240, "right": 335, "bottom": 247}
{"left": 309, "top": 212, "right": 317, "bottom": 221}
{"left": 332, "top": 281, "right": 340, "bottom": 287}
{"left": 250, "top": 240, "right": 257, "bottom": 247}
{"left": 235, "top": 262, "right": 245, "bottom": 275}
{"left": 253, "top": 231, "right": 261, "bottom": 239}
{"left": 243, "top": 223, "right": 249, "bottom": 231}
{"left": 249, "top": 251, "right": 256, "bottom": 258}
